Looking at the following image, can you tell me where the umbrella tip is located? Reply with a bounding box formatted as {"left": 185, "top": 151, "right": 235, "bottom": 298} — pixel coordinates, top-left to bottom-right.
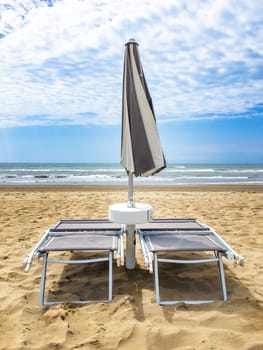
{"left": 125, "top": 38, "right": 138, "bottom": 45}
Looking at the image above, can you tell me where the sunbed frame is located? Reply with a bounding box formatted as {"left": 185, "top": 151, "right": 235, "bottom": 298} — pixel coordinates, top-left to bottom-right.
{"left": 23, "top": 220, "right": 124, "bottom": 306}
{"left": 23, "top": 218, "right": 243, "bottom": 306}
{"left": 138, "top": 219, "right": 244, "bottom": 305}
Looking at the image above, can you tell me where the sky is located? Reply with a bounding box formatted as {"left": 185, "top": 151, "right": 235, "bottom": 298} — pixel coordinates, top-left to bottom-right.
{"left": 0, "top": 0, "right": 263, "bottom": 164}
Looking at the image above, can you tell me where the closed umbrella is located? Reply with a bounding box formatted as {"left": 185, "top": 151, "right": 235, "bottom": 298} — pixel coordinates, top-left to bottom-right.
{"left": 121, "top": 38, "right": 166, "bottom": 207}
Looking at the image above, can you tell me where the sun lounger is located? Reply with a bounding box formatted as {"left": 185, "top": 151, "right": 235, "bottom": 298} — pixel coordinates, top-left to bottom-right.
{"left": 23, "top": 219, "right": 124, "bottom": 306}
{"left": 138, "top": 219, "right": 244, "bottom": 305}
{"left": 47, "top": 220, "right": 124, "bottom": 266}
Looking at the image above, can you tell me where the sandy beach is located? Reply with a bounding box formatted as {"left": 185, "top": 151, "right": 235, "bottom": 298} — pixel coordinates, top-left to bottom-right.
{"left": 0, "top": 185, "right": 262, "bottom": 350}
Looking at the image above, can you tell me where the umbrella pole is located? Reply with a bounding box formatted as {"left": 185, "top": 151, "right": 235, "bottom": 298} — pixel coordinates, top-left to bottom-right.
{"left": 127, "top": 173, "right": 135, "bottom": 268}
{"left": 125, "top": 224, "right": 136, "bottom": 269}
{"left": 128, "top": 173, "right": 135, "bottom": 207}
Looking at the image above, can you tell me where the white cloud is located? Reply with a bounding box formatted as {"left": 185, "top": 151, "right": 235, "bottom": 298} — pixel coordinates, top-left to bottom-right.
{"left": 0, "top": 0, "right": 263, "bottom": 127}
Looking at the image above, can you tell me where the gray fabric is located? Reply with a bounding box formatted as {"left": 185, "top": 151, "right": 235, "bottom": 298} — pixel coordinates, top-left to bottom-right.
{"left": 51, "top": 220, "right": 121, "bottom": 232}
{"left": 49, "top": 230, "right": 121, "bottom": 237}
{"left": 39, "top": 234, "right": 118, "bottom": 252}
{"left": 144, "top": 234, "right": 226, "bottom": 252}
{"left": 121, "top": 39, "right": 166, "bottom": 177}
{"left": 138, "top": 220, "right": 206, "bottom": 231}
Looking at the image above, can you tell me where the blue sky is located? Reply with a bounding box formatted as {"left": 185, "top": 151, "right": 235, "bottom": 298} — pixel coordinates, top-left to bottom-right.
{"left": 0, "top": 0, "right": 263, "bottom": 164}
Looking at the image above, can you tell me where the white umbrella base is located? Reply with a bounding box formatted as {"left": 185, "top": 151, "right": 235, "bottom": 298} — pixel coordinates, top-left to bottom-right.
{"left": 108, "top": 203, "right": 153, "bottom": 268}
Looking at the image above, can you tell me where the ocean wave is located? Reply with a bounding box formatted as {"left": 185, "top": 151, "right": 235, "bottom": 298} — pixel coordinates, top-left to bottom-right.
{"left": 164, "top": 168, "right": 215, "bottom": 173}
{"left": 1, "top": 163, "right": 263, "bottom": 185}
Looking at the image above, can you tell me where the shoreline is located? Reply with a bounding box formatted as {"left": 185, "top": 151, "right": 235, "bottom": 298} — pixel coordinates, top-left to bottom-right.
{"left": 1, "top": 183, "right": 263, "bottom": 192}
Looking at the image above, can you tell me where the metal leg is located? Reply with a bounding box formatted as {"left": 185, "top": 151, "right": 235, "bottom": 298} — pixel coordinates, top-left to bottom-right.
{"left": 39, "top": 253, "right": 48, "bottom": 306}
{"left": 153, "top": 252, "right": 160, "bottom": 305}
{"left": 152, "top": 253, "right": 228, "bottom": 305}
{"left": 108, "top": 251, "right": 113, "bottom": 301}
{"left": 39, "top": 253, "right": 114, "bottom": 306}
{"left": 217, "top": 252, "right": 227, "bottom": 301}
{"left": 119, "top": 234, "right": 125, "bottom": 266}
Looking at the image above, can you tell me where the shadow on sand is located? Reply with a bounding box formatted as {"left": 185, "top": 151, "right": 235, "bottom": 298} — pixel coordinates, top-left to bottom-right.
{"left": 42, "top": 249, "right": 260, "bottom": 322}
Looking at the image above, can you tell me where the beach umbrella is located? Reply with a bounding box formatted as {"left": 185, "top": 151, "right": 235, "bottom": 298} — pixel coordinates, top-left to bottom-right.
{"left": 121, "top": 38, "right": 166, "bottom": 207}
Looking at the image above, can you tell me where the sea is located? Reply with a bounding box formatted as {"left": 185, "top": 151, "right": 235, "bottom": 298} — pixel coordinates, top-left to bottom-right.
{"left": 0, "top": 163, "right": 263, "bottom": 186}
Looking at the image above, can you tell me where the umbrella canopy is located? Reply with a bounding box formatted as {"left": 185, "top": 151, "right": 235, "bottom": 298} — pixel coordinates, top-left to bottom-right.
{"left": 121, "top": 38, "right": 166, "bottom": 205}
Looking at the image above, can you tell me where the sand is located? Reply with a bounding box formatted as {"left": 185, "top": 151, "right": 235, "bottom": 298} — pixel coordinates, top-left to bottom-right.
{"left": 0, "top": 185, "right": 262, "bottom": 350}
